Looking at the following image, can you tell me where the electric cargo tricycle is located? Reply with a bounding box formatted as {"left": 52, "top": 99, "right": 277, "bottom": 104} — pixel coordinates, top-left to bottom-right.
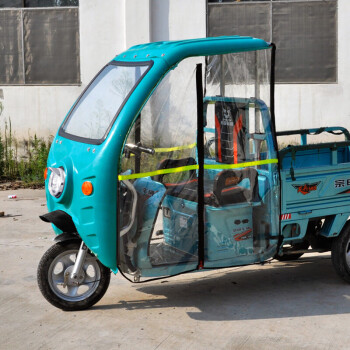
{"left": 37, "top": 36, "right": 350, "bottom": 311}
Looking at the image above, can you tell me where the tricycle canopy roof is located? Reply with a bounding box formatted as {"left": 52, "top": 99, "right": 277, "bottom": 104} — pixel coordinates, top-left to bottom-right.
{"left": 114, "top": 36, "right": 271, "bottom": 66}
{"left": 60, "top": 36, "right": 273, "bottom": 145}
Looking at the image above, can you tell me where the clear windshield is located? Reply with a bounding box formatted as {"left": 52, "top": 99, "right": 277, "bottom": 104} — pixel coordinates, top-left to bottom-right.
{"left": 61, "top": 63, "right": 150, "bottom": 141}
{"left": 117, "top": 49, "right": 280, "bottom": 281}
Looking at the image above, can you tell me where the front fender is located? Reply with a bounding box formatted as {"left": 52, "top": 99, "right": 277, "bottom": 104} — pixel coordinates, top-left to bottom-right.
{"left": 53, "top": 232, "right": 81, "bottom": 243}
{"left": 39, "top": 210, "right": 77, "bottom": 233}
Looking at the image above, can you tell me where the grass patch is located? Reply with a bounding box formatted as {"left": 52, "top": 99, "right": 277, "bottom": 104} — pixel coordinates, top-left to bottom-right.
{"left": 0, "top": 119, "right": 51, "bottom": 186}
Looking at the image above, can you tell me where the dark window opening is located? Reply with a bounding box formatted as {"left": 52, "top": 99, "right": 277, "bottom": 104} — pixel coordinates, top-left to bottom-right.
{"left": 208, "top": 0, "right": 337, "bottom": 83}
{"left": 0, "top": 6, "right": 80, "bottom": 84}
{"left": 0, "top": 0, "right": 79, "bottom": 7}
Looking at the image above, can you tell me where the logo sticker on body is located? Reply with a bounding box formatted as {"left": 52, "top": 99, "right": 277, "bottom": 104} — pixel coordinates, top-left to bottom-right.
{"left": 233, "top": 228, "right": 253, "bottom": 241}
{"left": 292, "top": 182, "right": 320, "bottom": 195}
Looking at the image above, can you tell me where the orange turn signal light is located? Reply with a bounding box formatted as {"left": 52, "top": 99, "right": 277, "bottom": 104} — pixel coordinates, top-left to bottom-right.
{"left": 82, "top": 181, "right": 93, "bottom": 196}
{"left": 44, "top": 167, "right": 48, "bottom": 180}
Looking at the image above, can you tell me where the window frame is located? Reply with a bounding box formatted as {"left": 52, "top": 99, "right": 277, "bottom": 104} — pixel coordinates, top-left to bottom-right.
{"left": 59, "top": 60, "right": 154, "bottom": 145}
{"left": 0, "top": 0, "right": 79, "bottom": 8}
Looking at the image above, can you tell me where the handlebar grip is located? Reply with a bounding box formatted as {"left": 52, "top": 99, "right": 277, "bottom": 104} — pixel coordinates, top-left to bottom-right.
{"left": 125, "top": 143, "right": 155, "bottom": 155}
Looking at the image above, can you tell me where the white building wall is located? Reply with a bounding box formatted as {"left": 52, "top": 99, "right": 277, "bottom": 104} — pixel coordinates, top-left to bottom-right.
{"left": 1, "top": 0, "right": 349, "bottom": 140}
{"left": 151, "top": 0, "right": 206, "bottom": 41}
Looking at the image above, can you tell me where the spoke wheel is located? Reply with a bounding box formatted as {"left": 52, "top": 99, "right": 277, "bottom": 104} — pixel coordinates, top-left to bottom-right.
{"left": 332, "top": 221, "right": 350, "bottom": 283}
{"left": 37, "top": 241, "right": 111, "bottom": 311}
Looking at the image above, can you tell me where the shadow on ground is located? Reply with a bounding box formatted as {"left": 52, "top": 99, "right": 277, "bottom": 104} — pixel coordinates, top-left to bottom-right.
{"left": 95, "top": 255, "right": 350, "bottom": 321}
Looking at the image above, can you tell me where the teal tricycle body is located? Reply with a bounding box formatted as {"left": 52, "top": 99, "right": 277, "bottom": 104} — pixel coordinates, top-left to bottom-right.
{"left": 37, "top": 36, "right": 350, "bottom": 310}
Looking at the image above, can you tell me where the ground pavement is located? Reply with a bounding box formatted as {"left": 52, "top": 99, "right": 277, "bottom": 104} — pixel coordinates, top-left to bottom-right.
{"left": 1, "top": 189, "right": 350, "bottom": 350}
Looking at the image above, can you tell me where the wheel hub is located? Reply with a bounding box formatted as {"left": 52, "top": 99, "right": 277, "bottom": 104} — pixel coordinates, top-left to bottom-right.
{"left": 63, "top": 266, "right": 85, "bottom": 287}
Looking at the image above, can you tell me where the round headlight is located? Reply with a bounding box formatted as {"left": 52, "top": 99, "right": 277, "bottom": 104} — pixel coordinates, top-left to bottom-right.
{"left": 48, "top": 167, "right": 66, "bottom": 198}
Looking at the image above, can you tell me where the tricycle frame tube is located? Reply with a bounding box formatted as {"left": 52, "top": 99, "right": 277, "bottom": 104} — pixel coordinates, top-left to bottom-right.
{"left": 255, "top": 50, "right": 261, "bottom": 134}
{"left": 269, "top": 43, "right": 277, "bottom": 152}
{"left": 135, "top": 116, "right": 141, "bottom": 174}
{"left": 119, "top": 180, "right": 138, "bottom": 237}
{"left": 270, "top": 42, "right": 283, "bottom": 252}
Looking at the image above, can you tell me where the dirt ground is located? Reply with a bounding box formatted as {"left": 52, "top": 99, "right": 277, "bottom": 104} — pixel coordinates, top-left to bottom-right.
{"left": 1, "top": 189, "right": 350, "bottom": 350}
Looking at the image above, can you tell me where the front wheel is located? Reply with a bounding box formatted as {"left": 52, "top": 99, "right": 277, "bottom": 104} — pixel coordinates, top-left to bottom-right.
{"left": 37, "top": 241, "right": 111, "bottom": 311}
{"left": 332, "top": 222, "right": 350, "bottom": 283}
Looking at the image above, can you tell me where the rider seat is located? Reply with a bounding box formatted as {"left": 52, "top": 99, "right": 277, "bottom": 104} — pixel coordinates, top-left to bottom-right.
{"left": 154, "top": 157, "right": 260, "bottom": 206}
{"left": 154, "top": 101, "right": 259, "bottom": 206}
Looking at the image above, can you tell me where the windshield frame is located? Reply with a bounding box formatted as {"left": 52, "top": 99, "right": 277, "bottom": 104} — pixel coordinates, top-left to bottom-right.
{"left": 59, "top": 60, "right": 154, "bottom": 145}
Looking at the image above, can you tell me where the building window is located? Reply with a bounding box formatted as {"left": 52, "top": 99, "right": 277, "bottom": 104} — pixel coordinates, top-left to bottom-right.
{"left": 208, "top": 0, "right": 337, "bottom": 83}
{"left": 0, "top": 0, "right": 79, "bottom": 8}
{"left": 0, "top": 1, "right": 80, "bottom": 85}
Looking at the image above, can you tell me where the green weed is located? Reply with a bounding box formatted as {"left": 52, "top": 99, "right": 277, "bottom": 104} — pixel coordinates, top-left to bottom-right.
{"left": 0, "top": 119, "right": 51, "bottom": 186}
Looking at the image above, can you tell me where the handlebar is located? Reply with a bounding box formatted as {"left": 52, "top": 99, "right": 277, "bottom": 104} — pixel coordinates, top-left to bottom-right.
{"left": 124, "top": 143, "right": 155, "bottom": 158}
{"left": 276, "top": 127, "right": 350, "bottom": 141}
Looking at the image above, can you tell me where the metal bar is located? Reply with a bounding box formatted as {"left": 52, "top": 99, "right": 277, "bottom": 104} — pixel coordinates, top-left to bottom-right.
{"left": 254, "top": 50, "right": 260, "bottom": 133}
{"left": 196, "top": 63, "right": 205, "bottom": 269}
{"left": 282, "top": 248, "right": 328, "bottom": 255}
{"left": 71, "top": 241, "right": 88, "bottom": 279}
{"left": 135, "top": 115, "right": 141, "bottom": 174}
{"left": 219, "top": 55, "right": 225, "bottom": 96}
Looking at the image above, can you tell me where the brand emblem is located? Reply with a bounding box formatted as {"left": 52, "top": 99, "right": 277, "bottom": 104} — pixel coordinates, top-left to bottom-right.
{"left": 292, "top": 182, "right": 320, "bottom": 195}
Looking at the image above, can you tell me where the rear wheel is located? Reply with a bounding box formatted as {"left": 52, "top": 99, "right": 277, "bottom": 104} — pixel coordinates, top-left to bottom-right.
{"left": 37, "top": 241, "right": 111, "bottom": 311}
{"left": 332, "top": 222, "right": 350, "bottom": 283}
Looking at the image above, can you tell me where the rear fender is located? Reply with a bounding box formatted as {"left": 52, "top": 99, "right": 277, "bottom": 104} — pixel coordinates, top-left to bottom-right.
{"left": 320, "top": 213, "right": 350, "bottom": 238}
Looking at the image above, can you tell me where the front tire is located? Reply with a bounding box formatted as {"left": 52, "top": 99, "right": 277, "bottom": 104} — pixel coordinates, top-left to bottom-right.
{"left": 37, "top": 241, "right": 111, "bottom": 311}
{"left": 332, "top": 222, "right": 350, "bottom": 283}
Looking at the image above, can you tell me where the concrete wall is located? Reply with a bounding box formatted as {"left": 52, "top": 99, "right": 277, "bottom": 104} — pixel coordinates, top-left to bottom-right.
{"left": 1, "top": 0, "right": 349, "bottom": 140}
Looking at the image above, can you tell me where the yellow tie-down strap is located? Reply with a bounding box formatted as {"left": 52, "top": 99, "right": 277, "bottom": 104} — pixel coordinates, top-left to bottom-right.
{"left": 203, "top": 159, "right": 278, "bottom": 170}
{"left": 118, "top": 165, "right": 199, "bottom": 181}
{"left": 118, "top": 159, "right": 278, "bottom": 181}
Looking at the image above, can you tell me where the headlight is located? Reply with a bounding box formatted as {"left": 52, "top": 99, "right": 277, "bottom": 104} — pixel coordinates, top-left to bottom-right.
{"left": 48, "top": 167, "right": 66, "bottom": 198}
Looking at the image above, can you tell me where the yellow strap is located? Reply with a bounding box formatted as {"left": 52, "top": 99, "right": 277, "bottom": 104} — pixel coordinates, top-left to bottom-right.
{"left": 203, "top": 159, "right": 278, "bottom": 170}
{"left": 118, "top": 164, "right": 199, "bottom": 180}
{"left": 118, "top": 159, "right": 278, "bottom": 180}
{"left": 154, "top": 143, "right": 197, "bottom": 153}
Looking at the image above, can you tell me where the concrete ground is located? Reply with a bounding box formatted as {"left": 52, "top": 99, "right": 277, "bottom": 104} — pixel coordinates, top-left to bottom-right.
{"left": 1, "top": 189, "right": 350, "bottom": 350}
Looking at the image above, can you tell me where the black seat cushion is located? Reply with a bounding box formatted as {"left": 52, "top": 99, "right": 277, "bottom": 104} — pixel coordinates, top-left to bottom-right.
{"left": 164, "top": 179, "right": 251, "bottom": 206}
